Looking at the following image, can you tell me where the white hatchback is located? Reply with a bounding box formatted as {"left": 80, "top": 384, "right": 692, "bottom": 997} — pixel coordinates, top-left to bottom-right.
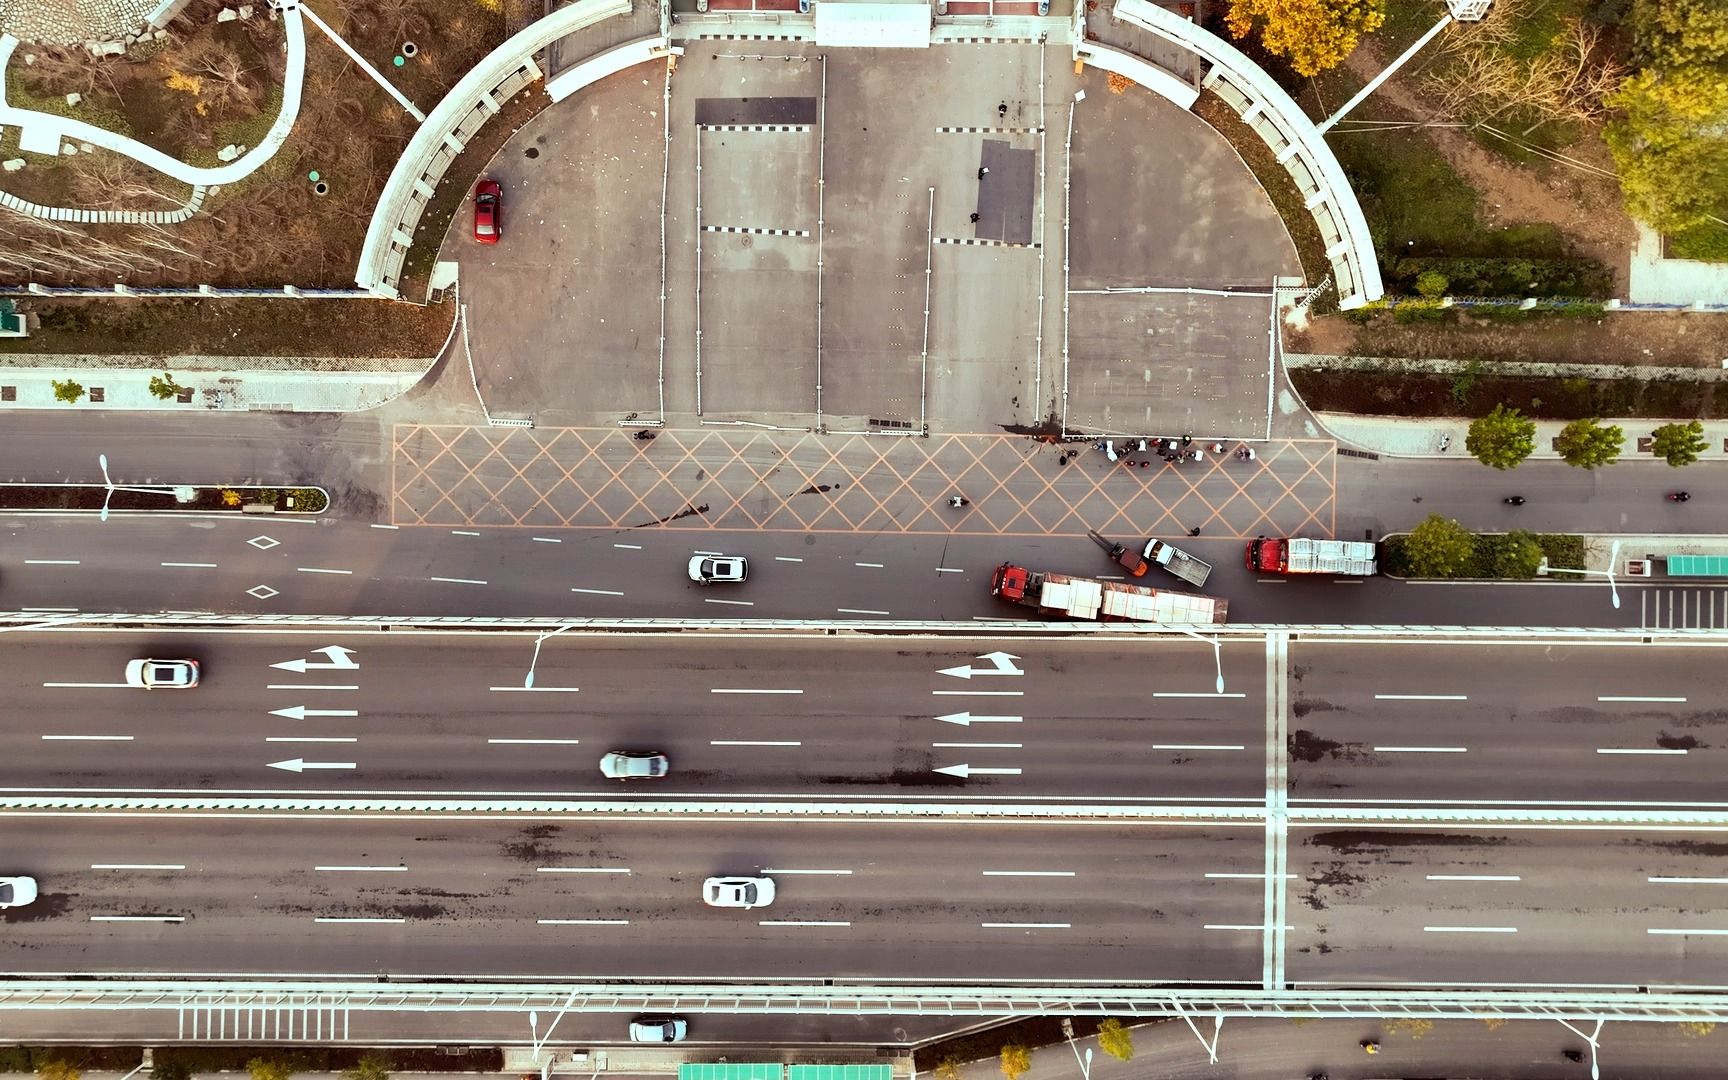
{"left": 688, "top": 555, "right": 748, "bottom": 584}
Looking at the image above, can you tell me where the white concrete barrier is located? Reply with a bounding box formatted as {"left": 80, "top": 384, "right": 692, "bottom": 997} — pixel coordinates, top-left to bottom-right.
{"left": 1073, "top": 39, "right": 1200, "bottom": 109}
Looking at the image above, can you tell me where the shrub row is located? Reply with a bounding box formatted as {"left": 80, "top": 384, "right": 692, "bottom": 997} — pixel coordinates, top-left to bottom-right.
{"left": 1381, "top": 531, "right": 1583, "bottom": 579}
{"left": 0, "top": 1049, "right": 143, "bottom": 1073}
{"left": 1388, "top": 256, "right": 1615, "bottom": 299}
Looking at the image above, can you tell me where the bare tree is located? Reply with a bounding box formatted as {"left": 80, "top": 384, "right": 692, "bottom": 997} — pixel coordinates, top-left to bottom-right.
{"left": 1423, "top": 0, "right": 1622, "bottom": 130}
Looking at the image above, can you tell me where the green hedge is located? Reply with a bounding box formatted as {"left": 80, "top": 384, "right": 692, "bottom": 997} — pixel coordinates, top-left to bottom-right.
{"left": 1382, "top": 531, "right": 1583, "bottom": 579}
{"left": 1388, "top": 256, "right": 1615, "bottom": 299}
{"left": 1669, "top": 220, "right": 1728, "bottom": 263}
{"left": 0, "top": 1049, "right": 143, "bottom": 1072}
{"left": 146, "top": 1048, "right": 501, "bottom": 1073}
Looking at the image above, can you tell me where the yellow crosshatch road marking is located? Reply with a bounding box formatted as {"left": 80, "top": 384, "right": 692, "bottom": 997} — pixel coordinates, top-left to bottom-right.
{"left": 391, "top": 425, "right": 1341, "bottom": 538}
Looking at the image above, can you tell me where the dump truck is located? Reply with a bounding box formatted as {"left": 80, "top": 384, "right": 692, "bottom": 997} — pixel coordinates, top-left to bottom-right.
{"left": 1142, "top": 537, "right": 1213, "bottom": 588}
{"left": 1247, "top": 536, "right": 1377, "bottom": 576}
{"left": 990, "top": 563, "right": 1228, "bottom": 624}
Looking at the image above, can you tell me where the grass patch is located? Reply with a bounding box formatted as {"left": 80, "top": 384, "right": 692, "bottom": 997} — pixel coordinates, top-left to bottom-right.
{"left": 1669, "top": 220, "right": 1728, "bottom": 263}
{"left": 1, "top": 298, "right": 451, "bottom": 357}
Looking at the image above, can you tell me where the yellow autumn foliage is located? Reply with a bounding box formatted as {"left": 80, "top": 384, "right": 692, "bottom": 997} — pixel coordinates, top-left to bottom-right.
{"left": 1223, "top": 0, "right": 1386, "bottom": 77}
{"left": 164, "top": 71, "right": 203, "bottom": 95}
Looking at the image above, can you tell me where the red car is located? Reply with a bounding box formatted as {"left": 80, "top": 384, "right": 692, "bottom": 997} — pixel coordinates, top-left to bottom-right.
{"left": 473, "top": 179, "right": 501, "bottom": 244}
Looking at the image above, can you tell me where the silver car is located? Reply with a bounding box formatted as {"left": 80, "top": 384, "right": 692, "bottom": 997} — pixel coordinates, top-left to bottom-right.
{"left": 599, "top": 751, "right": 670, "bottom": 780}
{"left": 0, "top": 876, "right": 37, "bottom": 909}
{"left": 629, "top": 1017, "right": 688, "bottom": 1043}
{"left": 702, "top": 876, "right": 775, "bottom": 909}
{"left": 688, "top": 555, "right": 748, "bottom": 584}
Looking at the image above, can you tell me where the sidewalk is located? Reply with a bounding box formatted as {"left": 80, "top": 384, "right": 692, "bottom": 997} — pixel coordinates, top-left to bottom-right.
{"left": 0, "top": 361, "right": 427, "bottom": 413}
{"left": 502, "top": 1048, "right": 911, "bottom": 1075}
{"left": 1319, "top": 411, "right": 1728, "bottom": 461}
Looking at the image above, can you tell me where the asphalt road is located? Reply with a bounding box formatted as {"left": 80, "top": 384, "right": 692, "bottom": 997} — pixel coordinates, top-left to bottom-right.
{"left": 4, "top": 631, "right": 1263, "bottom": 800}
{"left": 0, "top": 817, "right": 1265, "bottom": 980}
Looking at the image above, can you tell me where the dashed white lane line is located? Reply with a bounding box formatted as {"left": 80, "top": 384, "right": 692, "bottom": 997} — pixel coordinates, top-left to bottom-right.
{"left": 1424, "top": 926, "right": 1518, "bottom": 933}
{"left": 315, "top": 866, "right": 407, "bottom": 873}
{"left": 430, "top": 577, "right": 487, "bottom": 585}
{"left": 267, "top": 737, "right": 358, "bottom": 743}
{"left": 534, "top": 537, "right": 563, "bottom": 544}
{"left": 855, "top": 561, "right": 884, "bottom": 568}
{"left": 537, "top": 867, "right": 631, "bottom": 874}
{"left": 452, "top": 530, "right": 480, "bottom": 537}
{"left": 487, "top": 687, "right": 580, "bottom": 694}
{"left": 1428, "top": 874, "right": 1521, "bottom": 882}
{"left": 92, "top": 864, "right": 184, "bottom": 871}
{"left": 1374, "top": 694, "right": 1468, "bottom": 701}
{"left": 314, "top": 917, "right": 406, "bottom": 924}
{"left": 265, "top": 684, "right": 358, "bottom": 691}
{"left": 1205, "top": 923, "right": 1293, "bottom": 931}
{"left": 775, "top": 556, "right": 803, "bottom": 562}
{"left": 763, "top": 868, "right": 852, "bottom": 875}
{"left": 983, "top": 922, "right": 1071, "bottom": 929}
{"left": 935, "top": 567, "right": 964, "bottom": 574}
{"left": 24, "top": 559, "right": 80, "bottom": 565}
{"left": 41, "top": 682, "right": 130, "bottom": 689}
{"left": 1597, "top": 747, "right": 1688, "bottom": 755}
{"left": 91, "top": 915, "right": 184, "bottom": 923}
{"left": 572, "top": 587, "right": 625, "bottom": 597}
{"left": 1600, "top": 695, "right": 1688, "bottom": 703}
{"left": 369, "top": 523, "right": 399, "bottom": 530}
{"left": 1648, "top": 927, "right": 1728, "bottom": 935}
{"left": 933, "top": 742, "right": 1023, "bottom": 749}
{"left": 613, "top": 543, "right": 642, "bottom": 550}
{"left": 1153, "top": 743, "right": 1246, "bottom": 751}
{"left": 297, "top": 567, "right": 353, "bottom": 575}
{"left": 1205, "top": 873, "right": 1299, "bottom": 880}
{"left": 704, "top": 598, "right": 754, "bottom": 606}
{"left": 1374, "top": 746, "right": 1469, "bottom": 753}
{"left": 694, "top": 550, "right": 723, "bottom": 557}
{"left": 711, "top": 688, "right": 803, "bottom": 695}
{"left": 539, "top": 918, "right": 630, "bottom": 925}
{"left": 1650, "top": 876, "right": 1728, "bottom": 884}
{"left": 1152, "top": 692, "right": 1249, "bottom": 699}
{"left": 932, "top": 690, "right": 1023, "bottom": 697}
{"left": 42, "top": 734, "right": 133, "bottom": 741}
{"left": 761, "top": 920, "right": 851, "bottom": 927}
{"left": 837, "top": 608, "right": 890, "bottom": 616}
{"left": 488, "top": 738, "right": 582, "bottom": 745}
{"left": 161, "top": 562, "right": 217, "bottom": 568}
{"left": 711, "top": 740, "right": 802, "bottom": 747}
{"left": 981, "top": 870, "right": 1076, "bottom": 878}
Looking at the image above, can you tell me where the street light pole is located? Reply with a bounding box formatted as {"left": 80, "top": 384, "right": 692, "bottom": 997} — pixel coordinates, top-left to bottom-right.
{"left": 1173, "top": 626, "right": 1225, "bottom": 694}
{"left": 1537, "top": 538, "right": 1622, "bottom": 610}
{"left": 96, "top": 453, "right": 180, "bottom": 522}
{"left": 524, "top": 625, "right": 579, "bottom": 688}
{"left": 1058, "top": 1019, "right": 1093, "bottom": 1080}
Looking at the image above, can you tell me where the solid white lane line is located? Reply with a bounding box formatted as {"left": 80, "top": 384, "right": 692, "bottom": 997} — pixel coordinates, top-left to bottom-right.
{"left": 538, "top": 918, "right": 630, "bottom": 925}
{"left": 932, "top": 690, "right": 1023, "bottom": 697}
{"left": 933, "top": 742, "right": 1023, "bottom": 749}
{"left": 42, "top": 734, "right": 133, "bottom": 741}
{"left": 41, "top": 682, "right": 130, "bottom": 689}
{"left": 1153, "top": 743, "right": 1246, "bottom": 751}
{"left": 267, "top": 737, "right": 358, "bottom": 743}
{"left": 761, "top": 920, "right": 851, "bottom": 927}
{"left": 1374, "top": 746, "right": 1469, "bottom": 753}
{"left": 314, "top": 917, "right": 406, "bottom": 924}
{"left": 855, "top": 562, "right": 884, "bottom": 568}
{"left": 711, "top": 688, "right": 802, "bottom": 695}
{"left": 711, "top": 740, "right": 801, "bottom": 747}
{"left": 1151, "top": 692, "right": 1249, "bottom": 699}
{"left": 775, "top": 556, "right": 803, "bottom": 562}
{"left": 1597, "top": 747, "right": 1688, "bottom": 755}
{"left": 22, "top": 606, "right": 79, "bottom": 611}
{"left": 763, "top": 868, "right": 852, "bottom": 875}
{"left": 1650, "top": 876, "right": 1728, "bottom": 884}
{"left": 430, "top": 577, "right": 487, "bottom": 585}
{"left": 1424, "top": 926, "right": 1518, "bottom": 933}
{"left": 982, "top": 922, "right": 1070, "bottom": 929}
{"left": 488, "top": 738, "right": 582, "bottom": 745}
{"left": 613, "top": 542, "right": 642, "bottom": 550}
{"left": 970, "top": 616, "right": 1018, "bottom": 622}
{"left": 297, "top": 567, "right": 353, "bottom": 575}
{"left": 537, "top": 867, "right": 631, "bottom": 874}
{"left": 1374, "top": 694, "right": 1468, "bottom": 701}
{"left": 1427, "top": 874, "right": 1522, "bottom": 882}
{"left": 91, "top": 915, "right": 184, "bottom": 923}
{"left": 370, "top": 524, "right": 399, "bottom": 530}
{"left": 487, "top": 687, "right": 580, "bottom": 694}
{"left": 92, "top": 864, "right": 184, "bottom": 871}
{"left": 705, "top": 598, "right": 754, "bottom": 606}
{"left": 935, "top": 567, "right": 965, "bottom": 574}
{"left": 982, "top": 870, "right": 1075, "bottom": 877}
{"left": 315, "top": 866, "right": 406, "bottom": 872}
{"left": 452, "top": 530, "right": 480, "bottom": 537}
{"left": 1206, "top": 873, "right": 1299, "bottom": 880}
{"left": 572, "top": 587, "right": 625, "bottom": 597}
{"left": 1649, "top": 928, "right": 1728, "bottom": 936}
{"left": 265, "top": 684, "right": 358, "bottom": 691}
{"left": 24, "top": 559, "right": 80, "bottom": 565}
{"left": 533, "top": 537, "right": 563, "bottom": 544}
{"left": 1600, "top": 695, "right": 1688, "bottom": 703}
{"left": 838, "top": 608, "right": 890, "bottom": 616}
{"left": 161, "top": 562, "right": 217, "bottom": 568}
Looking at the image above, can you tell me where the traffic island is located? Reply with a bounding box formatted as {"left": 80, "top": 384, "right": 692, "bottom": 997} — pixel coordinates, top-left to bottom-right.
{"left": 0, "top": 484, "right": 329, "bottom": 514}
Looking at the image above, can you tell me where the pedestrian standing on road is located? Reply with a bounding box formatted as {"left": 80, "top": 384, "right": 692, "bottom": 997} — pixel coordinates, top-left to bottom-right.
{"left": 970, "top": 212, "right": 980, "bottom": 223}
{"left": 978, "top": 166, "right": 989, "bottom": 180}
{"left": 998, "top": 101, "right": 1008, "bottom": 118}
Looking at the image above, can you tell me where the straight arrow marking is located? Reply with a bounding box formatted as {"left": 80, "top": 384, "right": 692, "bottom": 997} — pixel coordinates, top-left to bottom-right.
{"left": 269, "top": 706, "right": 360, "bottom": 720}
{"left": 935, "top": 711, "right": 1023, "bottom": 726}
{"left": 267, "top": 758, "right": 357, "bottom": 773}
{"left": 935, "top": 763, "right": 1024, "bottom": 778}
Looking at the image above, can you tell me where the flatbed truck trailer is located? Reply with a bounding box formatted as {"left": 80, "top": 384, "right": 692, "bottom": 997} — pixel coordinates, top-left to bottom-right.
{"left": 990, "top": 562, "right": 1228, "bottom": 624}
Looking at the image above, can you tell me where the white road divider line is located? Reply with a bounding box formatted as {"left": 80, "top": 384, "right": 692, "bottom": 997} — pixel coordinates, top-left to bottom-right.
{"left": 935, "top": 567, "right": 964, "bottom": 574}
{"left": 982, "top": 870, "right": 1075, "bottom": 877}
{"left": 488, "top": 686, "right": 580, "bottom": 693}
{"left": 712, "top": 688, "right": 803, "bottom": 695}
{"left": 1153, "top": 743, "right": 1245, "bottom": 751}
{"left": 572, "top": 587, "right": 625, "bottom": 597}
{"left": 161, "top": 562, "right": 217, "bottom": 568}
{"left": 91, "top": 915, "right": 184, "bottom": 923}
{"left": 1375, "top": 694, "right": 1469, "bottom": 701}
{"left": 613, "top": 543, "right": 642, "bottom": 550}
{"left": 1597, "top": 747, "right": 1688, "bottom": 755}
{"left": 694, "top": 550, "right": 723, "bottom": 557}
{"left": 537, "top": 867, "right": 630, "bottom": 874}
{"left": 1374, "top": 746, "right": 1469, "bottom": 753}
{"left": 452, "top": 530, "right": 480, "bottom": 537}
{"left": 1427, "top": 874, "right": 1522, "bottom": 882}
{"left": 1648, "top": 928, "right": 1728, "bottom": 935}
{"left": 932, "top": 690, "right": 1023, "bottom": 697}
{"left": 1649, "top": 877, "right": 1728, "bottom": 884}
{"left": 1424, "top": 926, "right": 1518, "bottom": 933}
{"left": 488, "top": 738, "right": 581, "bottom": 745}
{"left": 315, "top": 866, "right": 407, "bottom": 872}
{"left": 42, "top": 682, "right": 130, "bottom": 688}
{"left": 711, "top": 740, "right": 802, "bottom": 747}
{"left": 24, "top": 559, "right": 80, "bottom": 565}
{"left": 429, "top": 577, "right": 487, "bottom": 585}
{"left": 1205, "top": 924, "right": 1291, "bottom": 931}
{"left": 1152, "top": 692, "right": 1248, "bottom": 699}
{"left": 1205, "top": 873, "right": 1299, "bottom": 880}
{"left": 838, "top": 608, "right": 890, "bottom": 616}
{"left": 314, "top": 917, "right": 406, "bottom": 924}
{"left": 265, "top": 684, "right": 359, "bottom": 691}
{"left": 538, "top": 918, "right": 630, "bottom": 925}
{"left": 267, "top": 737, "right": 359, "bottom": 743}
{"left": 855, "top": 562, "right": 884, "bottom": 568}
{"left": 775, "top": 556, "right": 803, "bottom": 562}
{"left": 982, "top": 922, "right": 1070, "bottom": 929}
{"left": 763, "top": 869, "right": 852, "bottom": 875}
{"left": 761, "top": 920, "right": 851, "bottom": 927}
{"left": 933, "top": 742, "right": 1023, "bottom": 749}
{"left": 92, "top": 864, "right": 184, "bottom": 871}
{"left": 1600, "top": 696, "right": 1688, "bottom": 703}
{"left": 42, "top": 734, "right": 133, "bottom": 741}
{"left": 369, "top": 523, "right": 399, "bottom": 530}
{"left": 704, "top": 598, "right": 754, "bottom": 606}
{"left": 533, "top": 537, "right": 563, "bottom": 544}
{"left": 297, "top": 567, "right": 353, "bottom": 575}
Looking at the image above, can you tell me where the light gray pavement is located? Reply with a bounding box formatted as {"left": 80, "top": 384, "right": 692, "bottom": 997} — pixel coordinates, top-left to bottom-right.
{"left": 1319, "top": 411, "right": 1728, "bottom": 463}
{"left": 0, "top": 364, "right": 424, "bottom": 412}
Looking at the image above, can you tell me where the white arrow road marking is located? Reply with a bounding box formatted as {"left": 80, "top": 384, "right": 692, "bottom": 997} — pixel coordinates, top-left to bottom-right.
{"left": 267, "top": 758, "right": 357, "bottom": 773}
{"left": 935, "top": 711, "right": 1022, "bottom": 726}
{"left": 269, "top": 706, "right": 360, "bottom": 720}
{"left": 271, "top": 645, "right": 359, "bottom": 673}
{"left": 934, "top": 763, "right": 1023, "bottom": 778}
{"left": 938, "top": 651, "right": 1023, "bottom": 679}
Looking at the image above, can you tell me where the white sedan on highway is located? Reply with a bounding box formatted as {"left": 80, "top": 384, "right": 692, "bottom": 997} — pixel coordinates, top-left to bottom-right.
{"left": 702, "top": 876, "right": 775, "bottom": 909}
{"left": 688, "top": 555, "right": 748, "bottom": 584}
{"left": 0, "top": 876, "right": 37, "bottom": 909}
{"left": 124, "top": 658, "right": 200, "bottom": 689}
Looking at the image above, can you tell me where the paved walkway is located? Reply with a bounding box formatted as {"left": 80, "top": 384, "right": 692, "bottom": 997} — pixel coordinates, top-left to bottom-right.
{"left": 0, "top": 0, "right": 156, "bottom": 43}
{"left": 0, "top": 363, "right": 425, "bottom": 412}
{"left": 1320, "top": 411, "right": 1728, "bottom": 462}
{"left": 1631, "top": 223, "right": 1728, "bottom": 306}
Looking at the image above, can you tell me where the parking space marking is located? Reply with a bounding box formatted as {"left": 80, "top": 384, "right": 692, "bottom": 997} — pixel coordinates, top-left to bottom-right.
{"left": 699, "top": 123, "right": 812, "bottom": 133}
{"left": 701, "top": 225, "right": 811, "bottom": 237}
{"left": 935, "top": 236, "right": 1041, "bottom": 249}
{"left": 936, "top": 125, "right": 1043, "bottom": 134}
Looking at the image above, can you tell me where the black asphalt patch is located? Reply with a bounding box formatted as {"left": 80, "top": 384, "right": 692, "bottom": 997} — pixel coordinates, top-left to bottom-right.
{"left": 695, "top": 96, "right": 818, "bottom": 126}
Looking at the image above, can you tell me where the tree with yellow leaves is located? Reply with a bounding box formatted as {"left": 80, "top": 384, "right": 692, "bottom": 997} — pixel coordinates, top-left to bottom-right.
{"left": 1224, "top": 0, "right": 1387, "bottom": 77}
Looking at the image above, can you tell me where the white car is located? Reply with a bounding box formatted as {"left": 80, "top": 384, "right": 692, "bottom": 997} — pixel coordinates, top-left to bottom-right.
{"left": 599, "top": 751, "right": 670, "bottom": 780}
{"left": 124, "top": 658, "right": 200, "bottom": 689}
{"left": 702, "top": 875, "right": 775, "bottom": 909}
{"left": 688, "top": 555, "right": 748, "bottom": 584}
{"left": 629, "top": 1017, "right": 688, "bottom": 1043}
{"left": 0, "top": 876, "right": 37, "bottom": 909}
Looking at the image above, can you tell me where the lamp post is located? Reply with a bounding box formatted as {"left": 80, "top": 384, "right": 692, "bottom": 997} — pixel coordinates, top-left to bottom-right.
{"left": 524, "top": 624, "right": 580, "bottom": 688}
{"left": 1537, "top": 538, "right": 1622, "bottom": 610}
{"left": 1173, "top": 626, "right": 1225, "bottom": 694}
{"left": 96, "top": 453, "right": 179, "bottom": 523}
{"left": 1058, "top": 1019, "right": 1093, "bottom": 1080}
